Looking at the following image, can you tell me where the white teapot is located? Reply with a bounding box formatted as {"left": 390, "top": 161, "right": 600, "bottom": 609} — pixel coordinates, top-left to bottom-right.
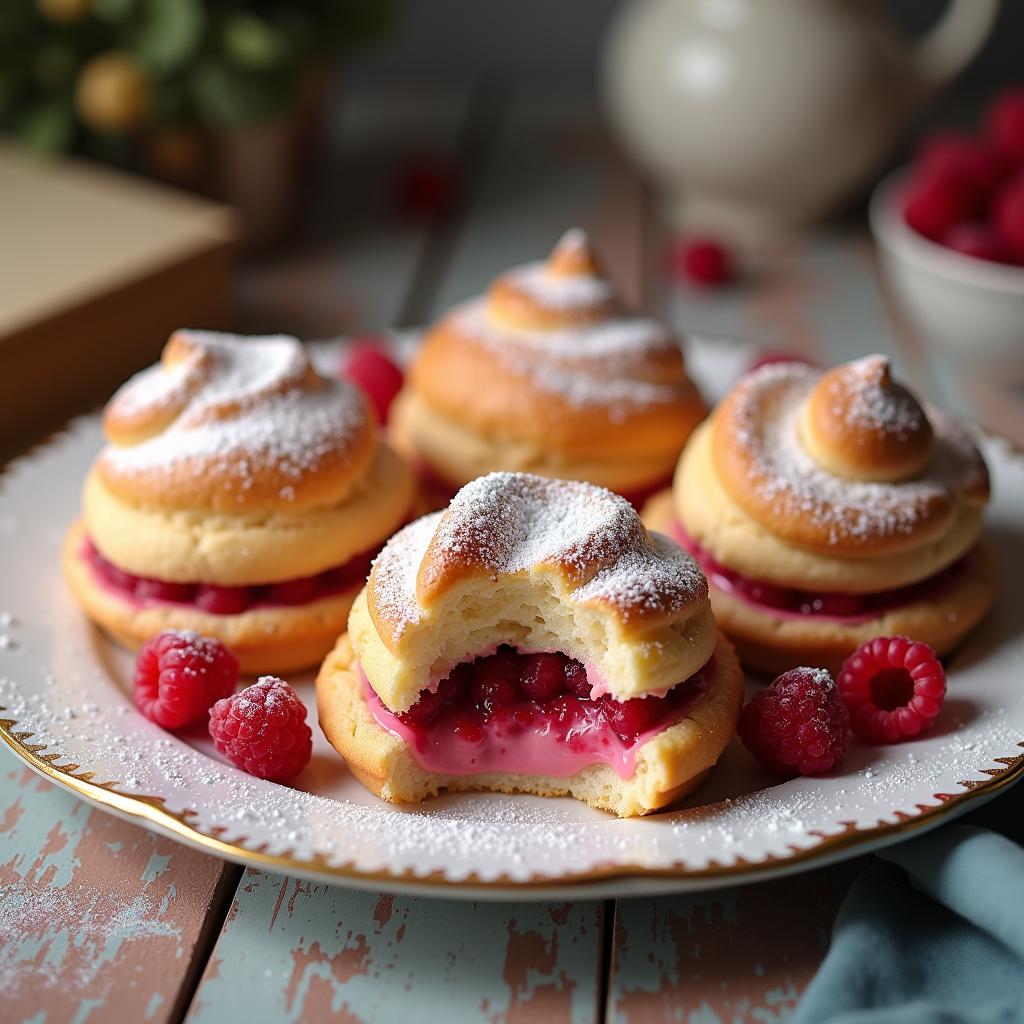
{"left": 602, "top": 0, "right": 999, "bottom": 242}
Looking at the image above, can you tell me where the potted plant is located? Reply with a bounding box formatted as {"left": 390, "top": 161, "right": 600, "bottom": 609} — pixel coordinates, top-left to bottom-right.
{"left": 0, "top": 0, "right": 400, "bottom": 245}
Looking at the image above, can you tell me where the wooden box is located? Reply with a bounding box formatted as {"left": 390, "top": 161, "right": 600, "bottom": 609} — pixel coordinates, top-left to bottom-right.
{"left": 0, "top": 144, "right": 237, "bottom": 460}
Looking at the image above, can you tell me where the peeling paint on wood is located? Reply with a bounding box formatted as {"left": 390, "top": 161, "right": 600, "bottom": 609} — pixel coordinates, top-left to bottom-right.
{"left": 0, "top": 756, "right": 231, "bottom": 1024}
{"left": 608, "top": 866, "right": 859, "bottom": 1024}
{"left": 187, "top": 870, "right": 604, "bottom": 1024}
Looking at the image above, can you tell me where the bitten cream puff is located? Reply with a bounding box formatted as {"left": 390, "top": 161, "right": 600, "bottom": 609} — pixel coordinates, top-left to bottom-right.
{"left": 316, "top": 472, "right": 743, "bottom": 817}
{"left": 64, "top": 329, "right": 416, "bottom": 673}
{"left": 644, "top": 356, "right": 997, "bottom": 674}
{"left": 390, "top": 229, "right": 706, "bottom": 507}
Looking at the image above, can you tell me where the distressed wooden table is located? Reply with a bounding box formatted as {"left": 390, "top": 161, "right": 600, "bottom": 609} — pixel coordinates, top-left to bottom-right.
{"left": 3, "top": 81, "right": 1022, "bottom": 1024}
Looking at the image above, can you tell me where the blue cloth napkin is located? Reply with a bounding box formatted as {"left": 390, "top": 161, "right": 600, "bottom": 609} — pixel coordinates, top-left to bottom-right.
{"left": 794, "top": 810, "right": 1024, "bottom": 1024}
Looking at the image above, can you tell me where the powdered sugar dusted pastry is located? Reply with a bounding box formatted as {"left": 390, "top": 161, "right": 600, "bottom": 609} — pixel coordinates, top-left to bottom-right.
{"left": 317, "top": 472, "right": 743, "bottom": 817}
{"left": 64, "top": 329, "right": 416, "bottom": 673}
{"left": 644, "top": 356, "right": 996, "bottom": 674}
{"left": 390, "top": 229, "right": 706, "bottom": 506}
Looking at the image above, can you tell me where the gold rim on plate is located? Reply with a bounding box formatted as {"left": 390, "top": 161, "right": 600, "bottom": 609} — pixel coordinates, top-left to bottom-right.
{"left": 2, "top": 707, "right": 1022, "bottom": 891}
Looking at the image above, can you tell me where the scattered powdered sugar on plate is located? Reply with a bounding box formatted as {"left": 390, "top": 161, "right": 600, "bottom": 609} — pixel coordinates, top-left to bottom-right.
{"left": 0, "top": 392, "right": 1022, "bottom": 896}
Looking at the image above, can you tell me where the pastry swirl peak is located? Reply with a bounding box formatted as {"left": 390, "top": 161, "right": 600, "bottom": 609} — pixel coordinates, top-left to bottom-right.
{"left": 800, "top": 355, "right": 934, "bottom": 482}
{"left": 486, "top": 229, "right": 621, "bottom": 331}
{"left": 98, "top": 330, "right": 376, "bottom": 512}
{"left": 711, "top": 359, "right": 989, "bottom": 556}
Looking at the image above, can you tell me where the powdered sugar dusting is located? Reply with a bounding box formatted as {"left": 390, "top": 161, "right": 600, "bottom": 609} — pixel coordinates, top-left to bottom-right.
{"left": 368, "top": 513, "right": 441, "bottom": 639}
{"left": 101, "top": 332, "right": 366, "bottom": 500}
{"left": 378, "top": 473, "right": 705, "bottom": 629}
{"left": 841, "top": 355, "right": 925, "bottom": 438}
{"left": 455, "top": 299, "right": 682, "bottom": 412}
{"left": 504, "top": 260, "right": 615, "bottom": 309}
{"left": 732, "top": 362, "right": 984, "bottom": 544}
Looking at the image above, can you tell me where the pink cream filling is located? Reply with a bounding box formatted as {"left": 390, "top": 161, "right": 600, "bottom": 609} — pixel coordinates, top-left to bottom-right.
{"left": 667, "top": 518, "right": 969, "bottom": 623}
{"left": 362, "top": 646, "right": 713, "bottom": 780}
{"left": 81, "top": 536, "right": 373, "bottom": 615}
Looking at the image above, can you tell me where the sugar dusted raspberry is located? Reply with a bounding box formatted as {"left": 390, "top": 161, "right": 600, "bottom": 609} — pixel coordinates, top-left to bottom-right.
{"left": 739, "top": 668, "right": 849, "bottom": 776}
{"left": 341, "top": 340, "right": 404, "bottom": 425}
{"left": 134, "top": 630, "right": 238, "bottom": 729}
{"left": 208, "top": 677, "right": 312, "bottom": 781}
{"left": 838, "top": 636, "right": 946, "bottom": 743}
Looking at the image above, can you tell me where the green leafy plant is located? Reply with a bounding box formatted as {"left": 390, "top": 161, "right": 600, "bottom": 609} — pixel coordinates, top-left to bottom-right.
{"left": 0, "top": 0, "right": 399, "bottom": 155}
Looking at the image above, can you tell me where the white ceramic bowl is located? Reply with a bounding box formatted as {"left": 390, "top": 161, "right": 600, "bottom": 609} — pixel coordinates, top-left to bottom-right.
{"left": 869, "top": 170, "right": 1024, "bottom": 377}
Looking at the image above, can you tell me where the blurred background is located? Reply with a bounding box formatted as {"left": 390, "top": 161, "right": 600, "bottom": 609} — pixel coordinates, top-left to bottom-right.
{"left": 2, "top": 0, "right": 1023, "bottom": 458}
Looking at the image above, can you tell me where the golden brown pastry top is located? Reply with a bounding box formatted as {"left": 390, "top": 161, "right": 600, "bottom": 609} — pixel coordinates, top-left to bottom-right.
{"left": 367, "top": 472, "right": 710, "bottom": 651}
{"left": 711, "top": 356, "right": 989, "bottom": 556}
{"left": 406, "top": 230, "right": 706, "bottom": 458}
{"left": 97, "top": 329, "right": 377, "bottom": 513}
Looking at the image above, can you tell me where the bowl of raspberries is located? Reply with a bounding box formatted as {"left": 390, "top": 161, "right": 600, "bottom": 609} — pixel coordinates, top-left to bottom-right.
{"left": 869, "top": 85, "right": 1024, "bottom": 374}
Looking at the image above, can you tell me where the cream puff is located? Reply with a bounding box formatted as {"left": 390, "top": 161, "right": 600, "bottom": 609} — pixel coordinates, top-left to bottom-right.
{"left": 390, "top": 229, "right": 706, "bottom": 507}
{"left": 644, "top": 356, "right": 996, "bottom": 675}
{"left": 64, "top": 329, "right": 416, "bottom": 674}
{"left": 316, "top": 472, "right": 743, "bottom": 817}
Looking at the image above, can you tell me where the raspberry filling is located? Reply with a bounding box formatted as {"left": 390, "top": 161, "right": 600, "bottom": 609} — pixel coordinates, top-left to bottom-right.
{"left": 668, "top": 519, "right": 969, "bottom": 622}
{"left": 82, "top": 537, "right": 373, "bottom": 615}
{"left": 364, "top": 646, "right": 713, "bottom": 780}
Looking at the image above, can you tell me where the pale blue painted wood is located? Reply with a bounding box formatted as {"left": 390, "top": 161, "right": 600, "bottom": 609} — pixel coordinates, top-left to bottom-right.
{"left": 608, "top": 868, "right": 854, "bottom": 1024}
{"left": 186, "top": 869, "right": 604, "bottom": 1024}
{"left": 0, "top": 749, "right": 229, "bottom": 1024}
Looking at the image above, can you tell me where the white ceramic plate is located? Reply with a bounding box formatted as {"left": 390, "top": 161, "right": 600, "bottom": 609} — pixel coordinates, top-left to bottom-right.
{"left": 1, "top": 369, "right": 1022, "bottom": 900}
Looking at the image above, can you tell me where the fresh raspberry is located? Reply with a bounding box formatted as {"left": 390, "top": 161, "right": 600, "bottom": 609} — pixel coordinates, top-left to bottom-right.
{"left": 599, "top": 694, "right": 662, "bottom": 741}
{"left": 395, "top": 154, "right": 458, "bottom": 218}
{"left": 916, "top": 132, "right": 1008, "bottom": 194}
{"left": 837, "top": 636, "right": 946, "bottom": 744}
{"left": 134, "top": 630, "right": 239, "bottom": 729}
{"left": 991, "top": 176, "right": 1024, "bottom": 262}
{"left": 738, "top": 668, "right": 849, "bottom": 776}
{"left": 341, "top": 340, "right": 404, "bottom": 425}
{"left": 903, "top": 172, "right": 979, "bottom": 241}
{"left": 672, "top": 237, "right": 734, "bottom": 287}
{"left": 941, "top": 222, "right": 1007, "bottom": 263}
{"left": 517, "top": 652, "right": 567, "bottom": 702}
{"left": 986, "top": 86, "right": 1024, "bottom": 162}
{"left": 208, "top": 677, "right": 312, "bottom": 781}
